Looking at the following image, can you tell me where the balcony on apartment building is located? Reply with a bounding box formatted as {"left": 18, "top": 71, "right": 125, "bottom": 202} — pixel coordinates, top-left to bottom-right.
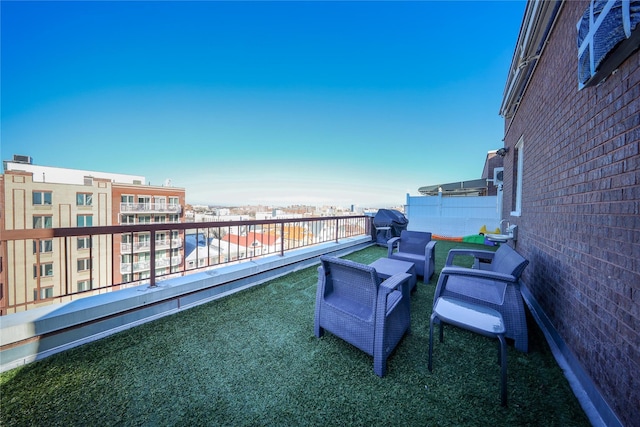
{"left": 119, "top": 255, "right": 184, "bottom": 274}
{"left": 0, "top": 215, "right": 595, "bottom": 426}
{"left": 119, "top": 202, "right": 182, "bottom": 214}
{"left": 120, "top": 237, "right": 183, "bottom": 253}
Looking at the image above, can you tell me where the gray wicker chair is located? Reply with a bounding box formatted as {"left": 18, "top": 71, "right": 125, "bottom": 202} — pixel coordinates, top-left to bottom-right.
{"left": 387, "top": 230, "right": 437, "bottom": 280}
{"left": 314, "top": 255, "right": 412, "bottom": 377}
{"left": 433, "top": 244, "right": 530, "bottom": 352}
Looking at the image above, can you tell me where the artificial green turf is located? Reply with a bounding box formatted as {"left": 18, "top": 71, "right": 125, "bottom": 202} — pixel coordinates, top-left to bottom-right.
{"left": 1, "top": 241, "right": 590, "bottom": 426}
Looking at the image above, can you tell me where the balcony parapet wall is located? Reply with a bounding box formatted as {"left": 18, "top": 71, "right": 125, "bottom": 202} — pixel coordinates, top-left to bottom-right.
{"left": 0, "top": 236, "right": 371, "bottom": 372}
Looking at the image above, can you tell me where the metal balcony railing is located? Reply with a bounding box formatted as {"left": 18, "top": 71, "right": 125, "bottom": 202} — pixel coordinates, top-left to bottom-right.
{"left": 120, "top": 203, "right": 182, "bottom": 214}
{"left": 0, "top": 215, "right": 373, "bottom": 314}
{"left": 120, "top": 238, "right": 183, "bottom": 253}
{"left": 119, "top": 255, "right": 183, "bottom": 274}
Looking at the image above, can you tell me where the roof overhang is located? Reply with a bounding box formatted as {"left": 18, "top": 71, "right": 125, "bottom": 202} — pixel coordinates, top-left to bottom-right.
{"left": 499, "top": 0, "right": 564, "bottom": 119}
{"left": 418, "top": 178, "right": 488, "bottom": 196}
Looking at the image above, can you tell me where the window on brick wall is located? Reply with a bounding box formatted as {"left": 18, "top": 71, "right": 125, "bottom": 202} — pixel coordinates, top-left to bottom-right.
{"left": 511, "top": 137, "right": 524, "bottom": 216}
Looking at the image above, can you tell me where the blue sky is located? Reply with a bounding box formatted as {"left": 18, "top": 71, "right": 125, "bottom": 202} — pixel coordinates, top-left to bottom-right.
{"left": 1, "top": 0, "right": 526, "bottom": 207}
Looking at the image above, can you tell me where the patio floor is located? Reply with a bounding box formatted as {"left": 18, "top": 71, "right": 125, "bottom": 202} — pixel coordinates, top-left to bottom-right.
{"left": 0, "top": 242, "right": 590, "bottom": 426}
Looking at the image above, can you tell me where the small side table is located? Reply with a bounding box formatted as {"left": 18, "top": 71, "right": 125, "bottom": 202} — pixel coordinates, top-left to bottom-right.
{"left": 369, "top": 258, "right": 417, "bottom": 293}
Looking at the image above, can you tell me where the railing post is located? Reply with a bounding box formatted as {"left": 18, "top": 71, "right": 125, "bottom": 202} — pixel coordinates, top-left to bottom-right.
{"left": 280, "top": 221, "right": 285, "bottom": 256}
{"left": 149, "top": 230, "right": 156, "bottom": 287}
{"left": 335, "top": 218, "right": 339, "bottom": 243}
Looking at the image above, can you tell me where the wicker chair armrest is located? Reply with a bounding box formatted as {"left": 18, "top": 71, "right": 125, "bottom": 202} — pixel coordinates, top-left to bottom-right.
{"left": 445, "top": 249, "right": 496, "bottom": 266}
{"left": 386, "top": 237, "right": 401, "bottom": 257}
{"left": 440, "top": 266, "right": 517, "bottom": 283}
{"left": 380, "top": 272, "right": 412, "bottom": 293}
{"left": 424, "top": 240, "right": 437, "bottom": 257}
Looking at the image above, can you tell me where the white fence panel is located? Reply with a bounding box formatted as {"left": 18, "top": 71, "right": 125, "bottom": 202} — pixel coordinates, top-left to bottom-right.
{"left": 405, "top": 194, "right": 500, "bottom": 237}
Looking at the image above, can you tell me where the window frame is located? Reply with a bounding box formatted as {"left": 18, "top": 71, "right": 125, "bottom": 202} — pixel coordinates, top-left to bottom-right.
{"left": 35, "top": 287, "right": 54, "bottom": 300}
{"left": 77, "top": 214, "right": 93, "bottom": 227}
{"left": 34, "top": 263, "right": 54, "bottom": 278}
{"left": 33, "top": 239, "right": 54, "bottom": 254}
{"left": 76, "top": 192, "right": 93, "bottom": 206}
{"left": 32, "top": 191, "right": 53, "bottom": 205}
{"left": 77, "top": 258, "right": 92, "bottom": 272}
{"left": 510, "top": 137, "right": 524, "bottom": 217}
{"left": 77, "top": 236, "right": 91, "bottom": 250}
{"left": 33, "top": 215, "right": 53, "bottom": 229}
{"left": 77, "top": 279, "right": 93, "bottom": 292}
{"left": 121, "top": 214, "right": 135, "bottom": 224}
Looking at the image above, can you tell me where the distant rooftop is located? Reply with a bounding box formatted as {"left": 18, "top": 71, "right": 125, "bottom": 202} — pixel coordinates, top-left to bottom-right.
{"left": 418, "top": 178, "right": 489, "bottom": 196}
{"left": 3, "top": 154, "right": 145, "bottom": 186}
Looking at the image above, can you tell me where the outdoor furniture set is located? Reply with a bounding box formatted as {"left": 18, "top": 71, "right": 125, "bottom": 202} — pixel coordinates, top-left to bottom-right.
{"left": 314, "top": 230, "right": 529, "bottom": 406}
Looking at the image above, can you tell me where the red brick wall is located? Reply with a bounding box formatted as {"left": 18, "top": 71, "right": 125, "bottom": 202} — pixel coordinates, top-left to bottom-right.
{"left": 501, "top": 1, "right": 639, "bottom": 425}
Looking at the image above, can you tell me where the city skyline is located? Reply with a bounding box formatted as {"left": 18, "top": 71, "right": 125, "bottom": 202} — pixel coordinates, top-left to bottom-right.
{"left": 1, "top": 1, "right": 526, "bottom": 207}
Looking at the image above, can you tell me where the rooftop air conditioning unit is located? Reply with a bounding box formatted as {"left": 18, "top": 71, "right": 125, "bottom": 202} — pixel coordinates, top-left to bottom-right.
{"left": 13, "top": 155, "right": 33, "bottom": 164}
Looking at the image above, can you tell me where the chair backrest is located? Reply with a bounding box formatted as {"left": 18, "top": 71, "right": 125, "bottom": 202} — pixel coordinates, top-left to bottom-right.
{"left": 489, "top": 245, "right": 529, "bottom": 278}
{"left": 320, "top": 256, "right": 380, "bottom": 309}
{"left": 398, "top": 230, "right": 432, "bottom": 255}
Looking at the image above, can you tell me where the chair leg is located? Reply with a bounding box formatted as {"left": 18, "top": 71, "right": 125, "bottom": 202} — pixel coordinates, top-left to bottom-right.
{"left": 314, "top": 323, "right": 324, "bottom": 338}
{"left": 498, "top": 334, "right": 508, "bottom": 407}
{"left": 374, "top": 354, "right": 386, "bottom": 377}
{"left": 428, "top": 314, "right": 435, "bottom": 372}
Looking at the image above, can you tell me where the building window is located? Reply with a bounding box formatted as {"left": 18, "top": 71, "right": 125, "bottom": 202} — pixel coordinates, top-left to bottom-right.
{"left": 169, "top": 197, "right": 179, "bottom": 206}
{"left": 120, "top": 194, "right": 134, "bottom": 211}
{"left": 154, "top": 215, "right": 165, "bottom": 223}
{"left": 77, "top": 258, "right": 92, "bottom": 272}
{"left": 138, "top": 215, "right": 151, "bottom": 224}
{"left": 77, "top": 279, "right": 93, "bottom": 292}
{"left": 32, "top": 191, "right": 52, "bottom": 205}
{"left": 33, "top": 240, "right": 53, "bottom": 254}
{"left": 33, "top": 216, "right": 53, "bottom": 229}
{"left": 138, "top": 196, "right": 151, "bottom": 211}
{"left": 511, "top": 137, "right": 524, "bottom": 216}
{"left": 34, "top": 263, "right": 54, "bottom": 278}
{"left": 121, "top": 214, "right": 135, "bottom": 224}
{"left": 77, "top": 237, "right": 91, "bottom": 250}
{"left": 34, "top": 287, "right": 54, "bottom": 300}
{"left": 169, "top": 214, "right": 179, "bottom": 223}
{"left": 154, "top": 196, "right": 166, "bottom": 208}
{"left": 77, "top": 214, "right": 93, "bottom": 227}
{"left": 76, "top": 193, "right": 93, "bottom": 206}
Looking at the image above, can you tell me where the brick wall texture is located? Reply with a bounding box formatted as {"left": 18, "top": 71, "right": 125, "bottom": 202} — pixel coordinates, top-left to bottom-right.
{"left": 501, "top": 1, "right": 639, "bottom": 425}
